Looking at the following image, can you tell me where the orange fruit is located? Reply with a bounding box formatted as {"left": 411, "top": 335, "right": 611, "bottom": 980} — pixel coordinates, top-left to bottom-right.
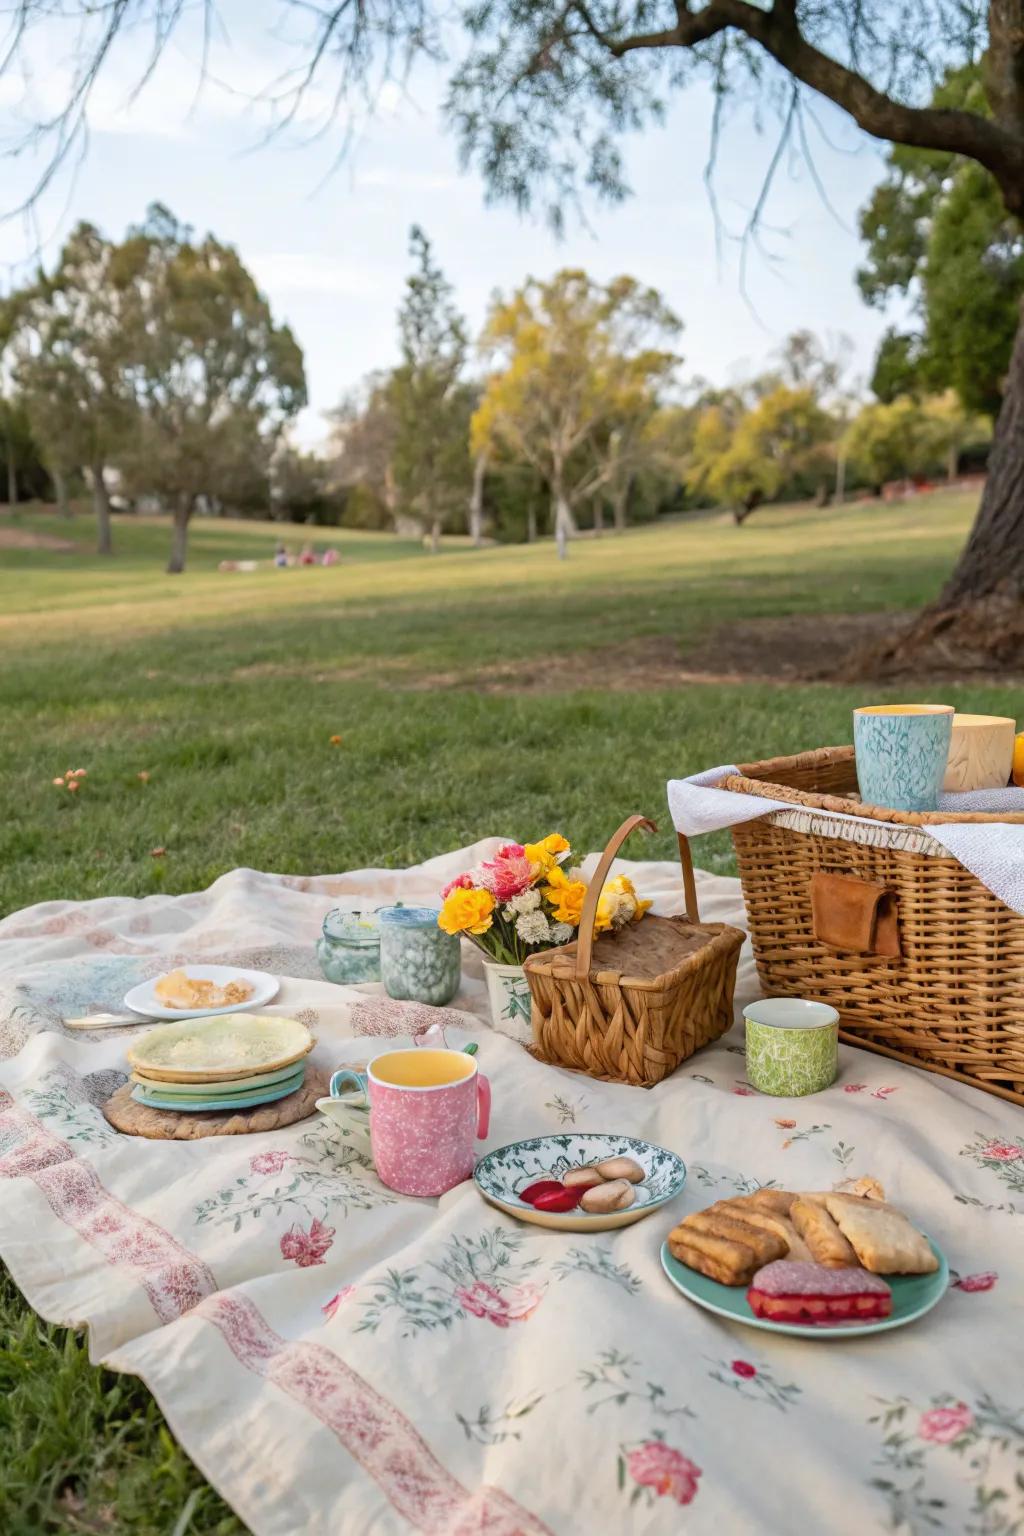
{"left": 1013, "top": 732, "right": 1024, "bottom": 787}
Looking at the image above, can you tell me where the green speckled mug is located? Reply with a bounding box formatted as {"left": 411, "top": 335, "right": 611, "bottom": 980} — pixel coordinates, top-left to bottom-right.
{"left": 743, "top": 998, "right": 839, "bottom": 1096}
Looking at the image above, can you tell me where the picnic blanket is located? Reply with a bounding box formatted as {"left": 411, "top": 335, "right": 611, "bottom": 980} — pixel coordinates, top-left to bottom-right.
{"left": 1, "top": 843, "right": 1023, "bottom": 1536}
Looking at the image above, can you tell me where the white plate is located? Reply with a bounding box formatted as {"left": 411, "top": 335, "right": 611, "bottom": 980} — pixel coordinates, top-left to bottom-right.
{"left": 125, "top": 966, "right": 279, "bottom": 1020}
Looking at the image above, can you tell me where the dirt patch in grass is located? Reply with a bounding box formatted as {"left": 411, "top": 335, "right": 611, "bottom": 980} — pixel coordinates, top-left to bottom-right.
{"left": 0, "top": 527, "right": 76, "bottom": 552}
{"left": 402, "top": 613, "right": 1019, "bottom": 693}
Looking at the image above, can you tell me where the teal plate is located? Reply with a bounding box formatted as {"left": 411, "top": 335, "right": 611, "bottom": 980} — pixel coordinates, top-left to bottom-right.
{"left": 133, "top": 1060, "right": 304, "bottom": 1097}
{"left": 660, "top": 1238, "right": 949, "bottom": 1339}
{"left": 131, "top": 1068, "right": 305, "bottom": 1113}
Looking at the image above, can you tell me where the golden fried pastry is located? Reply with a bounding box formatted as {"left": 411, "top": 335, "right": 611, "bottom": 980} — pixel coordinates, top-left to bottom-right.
{"left": 790, "top": 1198, "right": 858, "bottom": 1268}
{"left": 741, "top": 1189, "right": 798, "bottom": 1217}
{"left": 681, "top": 1211, "right": 788, "bottom": 1268}
{"left": 667, "top": 1226, "right": 763, "bottom": 1287}
{"left": 824, "top": 1197, "right": 938, "bottom": 1275}
{"left": 712, "top": 1201, "right": 813, "bottom": 1263}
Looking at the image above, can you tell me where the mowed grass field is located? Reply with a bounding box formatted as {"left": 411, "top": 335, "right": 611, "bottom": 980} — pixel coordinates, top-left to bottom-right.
{"left": 2, "top": 486, "right": 1020, "bottom": 1534}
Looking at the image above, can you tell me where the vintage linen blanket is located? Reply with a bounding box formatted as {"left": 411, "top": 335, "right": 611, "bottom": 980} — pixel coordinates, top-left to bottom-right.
{"left": 1, "top": 843, "right": 1022, "bottom": 1536}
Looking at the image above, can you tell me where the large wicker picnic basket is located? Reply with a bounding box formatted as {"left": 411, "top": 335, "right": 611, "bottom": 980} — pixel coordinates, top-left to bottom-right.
{"left": 525, "top": 815, "right": 744, "bottom": 1087}
{"left": 719, "top": 746, "right": 1024, "bottom": 1107}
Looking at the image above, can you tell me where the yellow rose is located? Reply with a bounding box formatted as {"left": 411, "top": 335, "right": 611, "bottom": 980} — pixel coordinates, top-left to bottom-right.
{"left": 438, "top": 887, "right": 495, "bottom": 936}
{"left": 542, "top": 865, "right": 588, "bottom": 926}
{"left": 525, "top": 832, "right": 570, "bottom": 875}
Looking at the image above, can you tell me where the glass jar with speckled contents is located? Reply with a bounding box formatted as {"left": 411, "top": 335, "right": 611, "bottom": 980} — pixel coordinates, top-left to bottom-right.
{"left": 316, "top": 908, "right": 382, "bottom": 985}
{"left": 378, "top": 905, "right": 461, "bottom": 1006}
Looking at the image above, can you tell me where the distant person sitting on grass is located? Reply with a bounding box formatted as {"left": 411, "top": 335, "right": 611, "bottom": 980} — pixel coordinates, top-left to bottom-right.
{"left": 321, "top": 547, "right": 339, "bottom": 567}
{"left": 299, "top": 543, "right": 316, "bottom": 566}
{"left": 273, "top": 543, "right": 288, "bottom": 568}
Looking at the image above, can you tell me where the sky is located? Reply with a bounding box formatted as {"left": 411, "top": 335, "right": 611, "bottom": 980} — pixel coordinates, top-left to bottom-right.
{"left": 0, "top": 4, "right": 898, "bottom": 448}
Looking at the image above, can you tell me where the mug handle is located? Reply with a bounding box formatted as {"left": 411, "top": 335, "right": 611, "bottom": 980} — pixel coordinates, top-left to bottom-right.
{"left": 329, "top": 1068, "right": 368, "bottom": 1105}
{"left": 475, "top": 1073, "right": 491, "bottom": 1140}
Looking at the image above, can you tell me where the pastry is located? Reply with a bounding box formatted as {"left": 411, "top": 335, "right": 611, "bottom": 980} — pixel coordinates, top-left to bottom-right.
{"left": 790, "top": 1198, "right": 858, "bottom": 1268}
{"left": 154, "top": 969, "right": 254, "bottom": 1010}
{"left": 738, "top": 1189, "right": 798, "bottom": 1217}
{"left": 711, "top": 1201, "right": 813, "bottom": 1263}
{"left": 747, "top": 1261, "right": 892, "bottom": 1324}
{"left": 667, "top": 1227, "right": 765, "bottom": 1287}
{"left": 824, "top": 1197, "right": 938, "bottom": 1275}
{"left": 581, "top": 1179, "right": 636, "bottom": 1214}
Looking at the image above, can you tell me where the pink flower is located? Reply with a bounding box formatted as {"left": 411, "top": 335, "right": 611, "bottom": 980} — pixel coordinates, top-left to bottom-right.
{"left": 441, "top": 873, "right": 474, "bottom": 898}
{"left": 502, "top": 1282, "right": 544, "bottom": 1321}
{"left": 322, "top": 1284, "right": 356, "bottom": 1319}
{"left": 953, "top": 1271, "right": 997, "bottom": 1293}
{"left": 980, "top": 1140, "right": 1024, "bottom": 1162}
{"left": 626, "top": 1442, "right": 702, "bottom": 1505}
{"left": 733, "top": 1086, "right": 755, "bottom": 1096}
{"left": 457, "top": 1280, "right": 511, "bottom": 1325}
{"left": 918, "top": 1403, "right": 973, "bottom": 1444}
{"left": 844, "top": 1083, "right": 867, "bottom": 1093}
{"left": 479, "top": 844, "right": 534, "bottom": 902}
{"left": 871, "top": 1086, "right": 898, "bottom": 1099}
{"left": 279, "top": 1217, "right": 335, "bottom": 1268}
{"left": 455, "top": 1279, "right": 542, "bottom": 1327}
{"left": 250, "top": 1151, "right": 291, "bottom": 1176}
{"left": 731, "top": 1360, "right": 757, "bottom": 1379}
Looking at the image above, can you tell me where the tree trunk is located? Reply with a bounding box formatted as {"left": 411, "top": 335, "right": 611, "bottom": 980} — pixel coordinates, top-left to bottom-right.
{"left": 612, "top": 475, "right": 633, "bottom": 532}
{"left": 429, "top": 517, "right": 441, "bottom": 554}
{"left": 593, "top": 498, "right": 604, "bottom": 536}
{"left": 469, "top": 451, "right": 486, "bottom": 547}
{"left": 552, "top": 467, "right": 577, "bottom": 560}
{"left": 854, "top": 303, "right": 1024, "bottom": 673}
{"left": 4, "top": 434, "right": 16, "bottom": 509}
{"left": 526, "top": 503, "right": 537, "bottom": 543}
{"left": 53, "top": 467, "right": 71, "bottom": 518}
{"left": 167, "top": 494, "right": 193, "bottom": 573}
{"left": 946, "top": 440, "right": 959, "bottom": 483}
{"left": 93, "top": 463, "right": 113, "bottom": 555}
{"left": 732, "top": 489, "right": 763, "bottom": 526}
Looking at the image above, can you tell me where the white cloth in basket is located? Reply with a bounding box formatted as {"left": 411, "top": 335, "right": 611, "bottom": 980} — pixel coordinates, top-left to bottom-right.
{"left": 668, "top": 766, "right": 1024, "bottom": 917}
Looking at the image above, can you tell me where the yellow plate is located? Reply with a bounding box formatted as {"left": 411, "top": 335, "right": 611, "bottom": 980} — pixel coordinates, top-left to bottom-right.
{"left": 126, "top": 1013, "right": 313, "bottom": 1083}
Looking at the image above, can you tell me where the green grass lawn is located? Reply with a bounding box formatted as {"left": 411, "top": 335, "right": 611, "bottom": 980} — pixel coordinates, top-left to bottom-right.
{"left": 1, "top": 486, "right": 1019, "bottom": 1532}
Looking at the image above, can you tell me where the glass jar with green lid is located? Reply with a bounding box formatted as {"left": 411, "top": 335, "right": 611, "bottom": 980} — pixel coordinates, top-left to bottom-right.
{"left": 316, "top": 908, "right": 382, "bottom": 986}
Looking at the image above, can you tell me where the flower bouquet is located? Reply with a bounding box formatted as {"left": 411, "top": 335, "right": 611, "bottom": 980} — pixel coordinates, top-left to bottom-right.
{"left": 437, "top": 834, "right": 650, "bottom": 1043}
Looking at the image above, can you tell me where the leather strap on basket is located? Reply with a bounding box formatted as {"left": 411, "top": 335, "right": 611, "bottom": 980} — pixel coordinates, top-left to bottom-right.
{"left": 575, "top": 816, "right": 656, "bottom": 980}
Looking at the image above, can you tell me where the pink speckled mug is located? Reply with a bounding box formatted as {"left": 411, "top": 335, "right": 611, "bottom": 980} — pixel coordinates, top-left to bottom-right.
{"left": 329, "top": 1049, "right": 491, "bottom": 1197}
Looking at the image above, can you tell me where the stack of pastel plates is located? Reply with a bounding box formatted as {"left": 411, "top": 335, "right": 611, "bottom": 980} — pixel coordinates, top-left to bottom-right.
{"left": 127, "top": 1013, "right": 314, "bottom": 1113}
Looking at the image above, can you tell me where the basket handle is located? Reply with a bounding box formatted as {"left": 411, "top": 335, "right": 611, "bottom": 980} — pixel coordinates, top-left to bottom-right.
{"left": 575, "top": 816, "right": 657, "bottom": 979}
{"left": 677, "top": 832, "right": 701, "bottom": 926}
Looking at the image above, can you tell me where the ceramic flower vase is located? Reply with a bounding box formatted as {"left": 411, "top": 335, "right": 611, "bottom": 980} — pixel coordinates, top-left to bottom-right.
{"left": 483, "top": 961, "right": 533, "bottom": 1045}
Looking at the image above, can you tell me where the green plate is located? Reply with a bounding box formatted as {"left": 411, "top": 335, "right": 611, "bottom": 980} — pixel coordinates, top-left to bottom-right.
{"left": 660, "top": 1238, "right": 949, "bottom": 1339}
{"left": 130, "top": 1067, "right": 304, "bottom": 1112}
{"left": 133, "top": 1060, "right": 304, "bottom": 1096}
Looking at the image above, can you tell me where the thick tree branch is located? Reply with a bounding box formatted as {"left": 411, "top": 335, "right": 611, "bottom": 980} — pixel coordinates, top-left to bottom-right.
{"left": 604, "top": 0, "right": 1024, "bottom": 213}
{"left": 986, "top": 1, "right": 1024, "bottom": 135}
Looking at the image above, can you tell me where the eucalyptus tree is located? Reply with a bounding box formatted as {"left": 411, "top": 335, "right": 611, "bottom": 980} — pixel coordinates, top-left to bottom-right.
{"left": 113, "top": 206, "right": 306, "bottom": 572}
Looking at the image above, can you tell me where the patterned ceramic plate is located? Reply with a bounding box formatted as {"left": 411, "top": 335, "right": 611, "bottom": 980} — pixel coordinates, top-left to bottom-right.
{"left": 660, "top": 1238, "right": 949, "bottom": 1339}
{"left": 474, "top": 1134, "right": 687, "bottom": 1232}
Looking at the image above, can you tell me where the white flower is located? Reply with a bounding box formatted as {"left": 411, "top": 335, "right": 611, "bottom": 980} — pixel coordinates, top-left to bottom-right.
{"left": 515, "top": 910, "right": 551, "bottom": 945}
{"left": 550, "top": 922, "right": 573, "bottom": 945}
{"left": 506, "top": 887, "right": 542, "bottom": 915}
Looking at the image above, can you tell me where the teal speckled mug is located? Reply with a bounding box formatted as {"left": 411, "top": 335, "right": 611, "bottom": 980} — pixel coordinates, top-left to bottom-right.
{"left": 744, "top": 998, "right": 839, "bottom": 1096}
{"left": 853, "top": 703, "right": 954, "bottom": 813}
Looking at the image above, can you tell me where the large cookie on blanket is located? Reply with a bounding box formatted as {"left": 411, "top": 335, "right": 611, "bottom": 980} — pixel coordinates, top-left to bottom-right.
{"left": 103, "top": 1065, "right": 330, "bottom": 1139}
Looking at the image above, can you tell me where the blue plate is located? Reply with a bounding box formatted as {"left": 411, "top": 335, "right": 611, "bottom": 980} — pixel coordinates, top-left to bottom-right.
{"left": 474, "top": 1133, "right": 686, "bottom": 1231}
{"left": 660, "top": 1237, "right": 948, "bottom": 1339}
{"left": 131, "top": 1068, "right": 305, "bottom": 1113}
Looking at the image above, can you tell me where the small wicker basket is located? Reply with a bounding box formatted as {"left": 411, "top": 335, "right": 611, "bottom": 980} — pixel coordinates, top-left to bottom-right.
{"left": 525, "top": 815, "right": 744, "bottom": 1087}
{"left": 720, "top": 746, "right": 1024, "bottom": 1107}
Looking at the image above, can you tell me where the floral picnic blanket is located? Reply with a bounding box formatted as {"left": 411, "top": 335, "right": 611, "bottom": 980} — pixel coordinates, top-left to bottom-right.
{"left": 1, "top": 844, "right": 1022, "bottom": 1536}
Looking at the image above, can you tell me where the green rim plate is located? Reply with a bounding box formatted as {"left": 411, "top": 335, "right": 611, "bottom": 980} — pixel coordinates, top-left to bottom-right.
{"left": 133, "top": 1060, "right": 304, "bottom": 1096}
{"left": 660, "top": 1238, "right": 949, "bottom": 1339}
{"left": 130, "top": 1068, "right": 305, "bottom": 1113}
